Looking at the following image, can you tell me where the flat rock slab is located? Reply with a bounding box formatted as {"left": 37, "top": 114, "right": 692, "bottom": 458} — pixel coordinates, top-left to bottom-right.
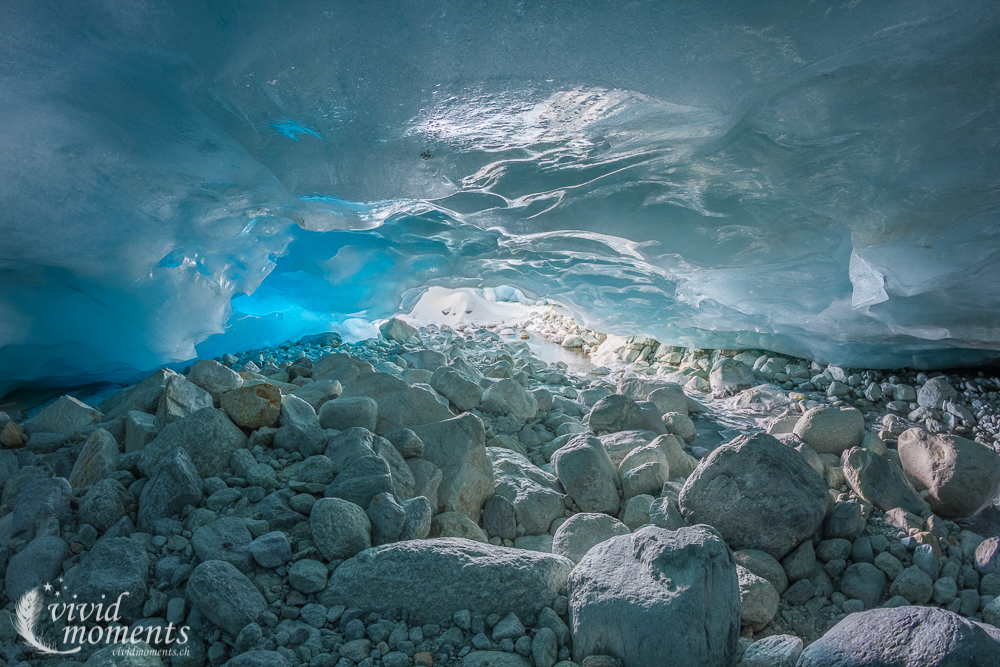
{"left": 320, "top": 538, "right": 573, "bottom": 624}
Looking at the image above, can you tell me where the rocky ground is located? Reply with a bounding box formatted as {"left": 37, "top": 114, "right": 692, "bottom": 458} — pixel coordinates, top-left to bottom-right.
{"left": 1, "top": 310, "right": 1000, "bottom": 667}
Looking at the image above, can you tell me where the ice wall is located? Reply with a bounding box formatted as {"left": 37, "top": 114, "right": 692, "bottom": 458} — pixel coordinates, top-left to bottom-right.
{"left": 2, "top": 0, "right": 999, "bottom": 393}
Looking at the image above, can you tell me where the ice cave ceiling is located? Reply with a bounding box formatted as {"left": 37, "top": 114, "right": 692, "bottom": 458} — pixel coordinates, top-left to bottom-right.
{"left": 2, "top": 0, "right": 1000, "bottom": 393}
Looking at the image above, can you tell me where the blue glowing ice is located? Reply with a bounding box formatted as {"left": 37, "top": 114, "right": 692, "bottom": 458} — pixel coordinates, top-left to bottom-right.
{"left": 1, "top": 0, "right": 999, "bottom": 393}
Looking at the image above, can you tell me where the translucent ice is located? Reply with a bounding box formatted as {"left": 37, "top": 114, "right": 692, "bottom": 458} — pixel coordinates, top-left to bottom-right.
{"left": 2, "top": 1, "right": 999, "bottom": 393}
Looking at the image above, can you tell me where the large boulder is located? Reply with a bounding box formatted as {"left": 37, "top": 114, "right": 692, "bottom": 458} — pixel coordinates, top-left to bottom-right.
{"left": 709, "top": 358, "right": 755, "bottom": 397}
{"left": 221, "top": 383, "right": 282, "bottom": 429}
{"left": 798, "top": 606, "right": 1000, "bottom": 666}
{"left": 187, "top": 359, "right": 244, "bottom": 401}
{"left": 897, "top": 428, "right": 1000, "bottom": 519}
{"left": 568, "top": 525, "right": 741, "bottom": 667}
{"left": 187, "top": 560, "right": 268, "bottom": 635}
{"left": 918, "top": 376, "right": 958, "bottom": 410}
{"left": 5, "top": 535, "right": 70, "bottom": 601}
{"left": 489, "top": 448, "right": 565, "bottom": 536}
{"left": 137, "top": 447, "right": 203, "bottom": 532}
{"left": 411, "top": 414, "right": 494, "bottom": 521}
{"left": 678, "top": 433, "right": 828, "bottom": 560}
{"left": 588, "top": 395, "right": 644, "bottom": 434}
{"left": 25, "top": 395, "right": 102, "bottom": 437}
{"left": 479, "top": 379, "right": 538, "bottom": 422}
{"left": 138, "top": 407, "right": 247, "bottom": 479}
{"left": 155, "top": 375, "right": 213, "bottom": 429}
{"left": 311, "top": 497, "right": 372, "bottom": 561}
{"left": 320, "top": 538, "right": 574, "bottom": 624}
{"left": 430, "top": 367, "right": 483, "bottom": 412}
{"left": 68, "top": 428, "right": 119, "bottom": 490}
{"left": 842, "top": 446, "right": 930, "bottom": 515}
{"left": 598, "top": 430, "right": 657, "bottom": 467}
{"left": 552, "top": 513, "right": 631, "bottom": 564}
{"left": 792, "top": 405, "right": 865, "bottom": 455}
{"left": 342, "top": 373, "right": 453, "bottom": 434}
{"left": 551, "top": 435, "right": 620, "bottom": 516}
{"left": 98, "top": 369, "right": 176, "bottom": 419}
{"left": 380, "top": 317, "right": 418, "bottom": 342}
{"left": 61, "top": 537, "right": 148, "bottom": 622}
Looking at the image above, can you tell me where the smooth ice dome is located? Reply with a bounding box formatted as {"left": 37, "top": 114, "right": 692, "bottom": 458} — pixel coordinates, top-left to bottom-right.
{"left": 2, "top": 0, "right": 999, "bottom": 393}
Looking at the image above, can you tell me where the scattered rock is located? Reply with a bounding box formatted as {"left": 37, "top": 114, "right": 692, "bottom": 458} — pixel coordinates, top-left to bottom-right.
{"left": 480, "top": 379, "right": 538, "bottom": 422}
{"left": 138, "top": 407, "right": 247, "bottom": 479}
{"left": 737, "top": 565, "right": 780, "bottom": 632}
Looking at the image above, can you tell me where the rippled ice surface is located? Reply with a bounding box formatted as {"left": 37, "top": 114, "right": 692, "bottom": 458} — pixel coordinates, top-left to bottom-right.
{"left": 2, "top": 1, "right": 999, "bottom": 394}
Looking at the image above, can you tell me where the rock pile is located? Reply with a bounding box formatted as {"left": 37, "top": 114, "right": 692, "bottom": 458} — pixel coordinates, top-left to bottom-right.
{"left": 1, "top": 315, "right": 1000, "bottom": 667}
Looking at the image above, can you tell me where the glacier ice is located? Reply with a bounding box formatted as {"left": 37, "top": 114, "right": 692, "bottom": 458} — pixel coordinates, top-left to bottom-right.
{"left": 1, "top": 0, "right": 1000, "bottom": 394}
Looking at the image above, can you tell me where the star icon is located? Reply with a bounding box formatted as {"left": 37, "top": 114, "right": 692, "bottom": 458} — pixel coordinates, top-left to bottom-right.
{"left": 43, "top": 582, "right": 53, "bottom": 593}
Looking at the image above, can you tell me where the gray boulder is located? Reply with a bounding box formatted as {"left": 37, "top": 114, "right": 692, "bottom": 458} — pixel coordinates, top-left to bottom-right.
{"left": 320, "top": 538, "right": 574, "bottom": 624}
{"left": 737, "top": 565, "right": 779, "bottom": 632}
{"left": 551, "top": 435, "right": 620, "bottom": 516}
{"left": 222, "top": 651, "right": 291, "bottom": 667}
{"left": 5, "top": 536, "right": 70, "bottom": 601}
{"left": 798, "top": 606, "right": 1000, "bottom": 666}
{"left": 489, "top": 447, "right": 565, "bottom": 535}
{"left": 12, "top": 476, "right": 72, "bottom": 540}
{"left": 411, "top": 414, "right": 494, "bottom": 522}
{"left": 588, "top": 395, "right": 644, "bottom": 434}
{"left": 740, "top": 635, "right": 803, "bottom": 667}
{"left": 367, "top": 492, "right": 406, "bottom": 545}
{"left": 155, "top": 375, "right": 213, "bottom": 429}
{"left": 25, "top": 395, "right": 102, "bottom": 437}
{"left": 324, "top": 454, "right": 394, "bottom": 508}
{"left": 678, "top": 433, "right": 828, "bottom": 560}
{"left": 897, "top": 428, "right": 1000, "bottom": 519}
{"left": 479, "top": 379, "right": 538, "bottom": 422}
{"left": 291, "top": 379, "right": 342, "bottom": 411}
{"left": 430, "top": 367, "right": 483, "bottom": 412}
{"left": 311, "top": 497, "right": 372, "bottom": 561}
{"left": 840, "top": 562, "right": 886, "bottom": 610}
{"left": 80, "top": 478, "right": 133, "bottom": 532}
{"left": 598, "top": 430, "right": 657, "bottom": 467}
{"left": 380, "top": 318, "right": 418, "bottom": 342}
{"left": 341, "top": 373, "right": 453, "bottom": 434}
{"left": 918, "top": 376, "right": 958, "bottom": 410}
{"left": 68, "top": 428, "right": 119, "bottom": 489}
{"left": 187, "top": 560, "right": 267, "bottom": 635}
{"left": 842, "top": 446, "right": 929, "bottom": 515}
{"left": 709, "top": 358, "right": 755, "bottom": 397}
{"left": 318, "top": 396, "right": 378, "bottom": 432}
{"left": 792, "top": 405, "right": 865, "bottom": 455}
{"left": 187, "top": 359, "right": 243, "bottom": 401}
{"left": 193, "top": 517, "right": 254, "bottom": 572}
{"left": 137, "top": 447, "right": 203, "bottom": 532}
{"left": 568, "top": 525, "right": 741, "bottom": 667}
{"left": 62, "top": 537, "right": 148, "bottom": 622}
{"left": 99, "top": 369, "right": 176, "bottom": 419}
{"left": 552, "top": 513, "right": 631, "bottom": 564}
{"left": 138, "top": 407, "right": 247, "bottom": 479}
